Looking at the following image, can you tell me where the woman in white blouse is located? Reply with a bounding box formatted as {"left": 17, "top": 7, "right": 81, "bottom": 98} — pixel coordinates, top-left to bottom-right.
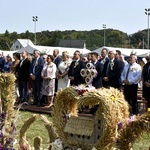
{"left": 41, "top": 55, "right": 56, "bottom": 107}
{"left": 57, "top": 51, "right": 72, "bottom": 91}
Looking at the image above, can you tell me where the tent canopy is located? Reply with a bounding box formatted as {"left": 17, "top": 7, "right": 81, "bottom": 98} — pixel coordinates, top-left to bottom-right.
{"left": 16, "top": 45, "right": 91, "bottom": 56}
{"left": 93, "top": 46, "right": 150, "bottom": 57}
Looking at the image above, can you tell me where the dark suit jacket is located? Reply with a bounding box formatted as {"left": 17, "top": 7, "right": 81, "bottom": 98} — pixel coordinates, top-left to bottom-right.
{"left": 98, "top": 57, "right": 109, "bottom": 64}
{"left": 68, "top": 60, "right": 85, "bottom": 86}
{"left": 118, "top": 59, "right": 125, "bottom": 72}
{"left": 30, "top": 57, "right": 44, "bottom": 80}
{"left": 102, "top": 59, "right": 122, "bottom": 89}
{"left": 142, "top": 62, "right": 150, "bottom": 100}
{"left": 16, "top": 58, "right": 30, "bottom": 81}
{"left": 92, "top": 61, "right": 103, "bottom": 89}
{"left": 53, "top": 56, "right": 62, "bottom": 68}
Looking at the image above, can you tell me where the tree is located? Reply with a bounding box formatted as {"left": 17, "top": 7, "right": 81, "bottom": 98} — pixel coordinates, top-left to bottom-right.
{"left": 10, "top": 32, "right": 21, "bottom": 40}
{"left": 106, "top": 30, "right": 124, "bottom": 47}
{"left": 4, "top": 30, "right": 10, "bottom": 37}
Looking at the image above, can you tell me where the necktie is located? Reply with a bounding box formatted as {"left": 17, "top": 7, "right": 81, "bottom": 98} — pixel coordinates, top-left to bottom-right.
{"left": 20, "top": 59, "right": 24, "bottom": 67}
{"left": 33, "top": 58, "right": 37, "bottom": 74}
{"left": 125, "top": 65, "right": 131, "bottom": 80}
{"left": 106, "top": 61, "right": 110, "bottom": 76}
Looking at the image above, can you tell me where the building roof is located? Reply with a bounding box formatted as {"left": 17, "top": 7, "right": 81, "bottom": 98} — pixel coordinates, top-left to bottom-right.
{"left": 17, "top": 39, "right": 34, "bottom": 47}
{"left": 64, "top": 116, "right": 94, "bottom": 136}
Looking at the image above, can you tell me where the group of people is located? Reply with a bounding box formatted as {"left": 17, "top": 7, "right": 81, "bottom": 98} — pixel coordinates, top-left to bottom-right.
{"left": 0, "top": 48, "right": 149, "bottom": 114}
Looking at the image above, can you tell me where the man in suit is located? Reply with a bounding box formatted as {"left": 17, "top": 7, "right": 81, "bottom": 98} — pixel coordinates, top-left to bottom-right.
{"left": 53, "top": 49, "right": 62, "bottom": 93}
{"left": 102, "top": 50, "right": 122, "bottom": 89}
{"left": 16, "top": 50, "right": 30, "bottom": 103}
{"left": 91, "top": 52, "right": 103, "bottom": 89}
{"left": 142, "top": 55, "right": 150, "bottom": 109}
{"left": 30, "top": 50, "right": 44, "bottom": 106}
{"left": 115, "top": 50, "right": 125, "bottom": 72}
{"left": 98, "top": 48, "right": 109, "bottom": 65}
{"left": 0, "top": 52, "right": 5, "bottom": 72}
{"left": 68, "top": 50, "right": 85, "bottom": 86}
{"left": 121, "top": 54, "right": 141, "bottom": 115}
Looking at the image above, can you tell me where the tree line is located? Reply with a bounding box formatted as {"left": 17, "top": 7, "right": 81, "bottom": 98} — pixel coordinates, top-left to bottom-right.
{"left": 0, "top": 29, "right": 148, "bottom": 50}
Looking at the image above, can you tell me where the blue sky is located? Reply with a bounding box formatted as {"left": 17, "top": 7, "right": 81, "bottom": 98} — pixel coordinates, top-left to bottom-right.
{"left": 0, "top": 0, "right": 149, "bottom": 34}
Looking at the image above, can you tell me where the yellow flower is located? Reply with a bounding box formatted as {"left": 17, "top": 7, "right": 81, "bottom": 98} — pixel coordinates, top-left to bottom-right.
{"left": 110, "top": 95, "right": 118, "bottom": 101}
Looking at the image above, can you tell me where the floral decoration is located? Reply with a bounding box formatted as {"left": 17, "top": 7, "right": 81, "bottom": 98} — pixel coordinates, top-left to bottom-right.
{"left": 86, "top": 62, "right": 93, "bottom": 69}
{"left": 80, "top": 69, "right": 86, "bottom": 77}
{"left": 74, "top": 61, "right": 79, "bottom": 68}
{"left": 91, "top": 69, "right": 97, "bottom": 78}
{"left": 110, "top": 61, "right": 114, "bottom": 70}
{"left": 85, "top": 69, "right": 91, "bottom": 77}
{"left": 80, "top": 62, "right": 97, "bottom": 86}
{"left": 85, "top": 76, "right": 92, "bottom": 85}
{"left": 49, "top": 64, "right": 53, "bottom": 68}
{"left": 110, "top": 94, "right": 118, "bottom": 101}
{"left": 130, "top": 67, "right": 134, "bottom": 72}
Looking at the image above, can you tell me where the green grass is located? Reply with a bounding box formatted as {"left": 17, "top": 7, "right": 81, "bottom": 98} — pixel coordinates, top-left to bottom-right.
{"left": 132, "top": 133, "right": 150, "bottom": 150}
{"left": 15, "top": 110, "right": 150, "bottom": 150}
{"left": 15, "top": 110, "right": 52, "bottom": 149}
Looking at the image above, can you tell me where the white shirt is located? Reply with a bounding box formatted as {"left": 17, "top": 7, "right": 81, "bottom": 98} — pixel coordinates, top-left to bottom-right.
{"left": 121, "top": 62, "right": 142, "bottom": 85}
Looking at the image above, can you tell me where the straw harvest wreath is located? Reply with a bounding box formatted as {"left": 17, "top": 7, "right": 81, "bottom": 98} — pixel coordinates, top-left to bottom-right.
{"left": 51, "top": 87, "right": 150, "bottom": 150}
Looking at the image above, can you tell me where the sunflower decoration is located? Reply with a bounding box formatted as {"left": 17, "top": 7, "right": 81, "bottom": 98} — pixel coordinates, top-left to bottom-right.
{"left": 86, "top": 62, "right": 94, "bottom": 69}
{"left": 85, "top": 76, "right": 92, "bottom": 85}
{"left": 80, "top": 69, "right": 86, "bottom": 77}
{"left": 91, "top": 69, "right": 97, "bottom": 78}
{"left": 110, "top": 94, "right": 118, "bottom": 101}
{"left": 85, "top": 69, "right": 91, "bottom": 77}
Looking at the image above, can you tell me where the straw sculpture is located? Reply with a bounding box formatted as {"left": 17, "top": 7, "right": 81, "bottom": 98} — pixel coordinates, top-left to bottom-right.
{"left": 40, "top": 114, "right": 57, "bottom": 149}
{"left": 33, "top": 136, "right": 42, "bottom": 150}
{"left": 51, "top": 86, "right": 130, "bottom": 149}
{"left": 51, "top": 87, "right": 79, "bottom": 147}
{"left": 0, "top": 73, "right": 16, "bottom": 149}
{"left": 19, "top": 114, "right": 38, "bottom": 149}
{"left": 78, "top": 87, "right": 129, "bottom": 150}
{"left": 116, "top": 113, "right": 150, "bottom": 150}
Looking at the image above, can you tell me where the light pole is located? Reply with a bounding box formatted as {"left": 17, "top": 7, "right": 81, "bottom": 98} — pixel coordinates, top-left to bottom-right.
{"left": 32, "top": 16, "right": 38, "bottom": 45}
{"left": 145, "top": 9, "right": 150, "bottom": 49}
{"left": 103, "top": 24, "right": 106, "bottom": 46}
{"left": 143, "top": 36, "right": 145, "bottom": 49}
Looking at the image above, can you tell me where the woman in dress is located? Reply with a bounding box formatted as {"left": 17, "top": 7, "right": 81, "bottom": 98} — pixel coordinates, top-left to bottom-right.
{"left": 10, "top": 53, "right": 21, "bottom": 102}
{"left": 41, "top": 55, "right": 57, "bottom": 107}
{"left": 57, "top": 51, "right": 72, "bottom": 91}
{"left": 3, "top": 55, "right": 12, "bottom": 72}
{"left": 10, "top": 53, "right": 20, "bottom": 73}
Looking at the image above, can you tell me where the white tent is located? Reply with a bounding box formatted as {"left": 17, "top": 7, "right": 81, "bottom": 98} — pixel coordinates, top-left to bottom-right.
{"left": 0, "top": 50, "right": 17, "bottom": 59}
{"left": 93, "top": 46, "right": 150, "bottom": 57}
{"left": 17, "top": 45, "right": 91, "bottom": 56}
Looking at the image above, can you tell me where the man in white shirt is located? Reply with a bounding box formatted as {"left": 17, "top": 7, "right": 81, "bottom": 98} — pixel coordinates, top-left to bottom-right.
{"left": 121, "top": 54, "right": 142, "bottom": 115}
